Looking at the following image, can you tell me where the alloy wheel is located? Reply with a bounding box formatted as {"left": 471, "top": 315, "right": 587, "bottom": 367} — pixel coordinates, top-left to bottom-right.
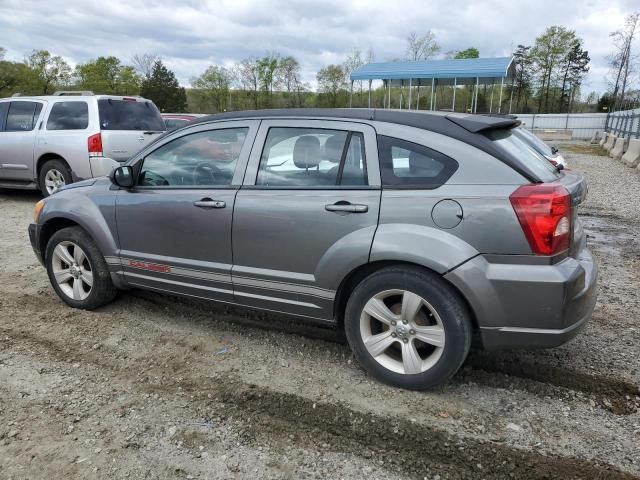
{"left": 360, "top": 289, "right": 445, "bottom": 375}
{"left": 51, "top": 241, "right": 93, "bottom": 301}
{"left": 44, "top": 169, "right": 66, "bottom": 195}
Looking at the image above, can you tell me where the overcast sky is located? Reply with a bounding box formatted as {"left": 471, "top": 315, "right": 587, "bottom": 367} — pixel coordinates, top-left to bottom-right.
{"left": 0, "top": 0, "right": 637, "bottom": 94}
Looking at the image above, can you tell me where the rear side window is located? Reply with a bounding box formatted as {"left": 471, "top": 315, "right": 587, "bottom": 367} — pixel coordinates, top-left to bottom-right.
{"left": 256, "top": 127, "right": 367, "bottom": 187}
{"left": 98, "top": 99, "right": 165, "bottom": 131}
{"left": 485, "top": 129, "right": 559, "bottom": 182}
{"left": 377, "top": 135, "right": 458, "bottom": 188}
{"left": 5, "top": 101, "right": 42, "bottom": 131}
{"left": 46, "top": 102, "right": 89, "bottom": 130}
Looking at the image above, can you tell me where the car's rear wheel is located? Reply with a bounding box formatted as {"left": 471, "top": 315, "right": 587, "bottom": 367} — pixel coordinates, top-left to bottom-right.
{"left": 344, "top": 266, "right": 472, "bottom": 390}
{"left": 39, "top": 159, "right": 72, "bottom": 197}
{"left": 45, "top": 226, "right": 117, "bottom": 309}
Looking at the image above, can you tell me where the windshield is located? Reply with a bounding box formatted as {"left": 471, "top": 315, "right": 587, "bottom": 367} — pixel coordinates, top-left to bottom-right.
{"left": 513, "top": 128, "right": 554, "bottom": 157}
{"left": 98, "top": 99, "right": 165, "bottom": 131}
{"left": 485, "top": 129, "right": 560, "bottom": 182}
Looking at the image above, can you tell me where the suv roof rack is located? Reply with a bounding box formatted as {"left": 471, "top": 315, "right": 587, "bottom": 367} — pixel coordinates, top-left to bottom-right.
{"left": 53, "top": 91, "right": 95, "bottom": 96}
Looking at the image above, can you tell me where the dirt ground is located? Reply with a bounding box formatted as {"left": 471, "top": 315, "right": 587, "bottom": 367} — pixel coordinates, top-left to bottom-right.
{"left": 0, "top": 147, "right": 639, "bottom": 479}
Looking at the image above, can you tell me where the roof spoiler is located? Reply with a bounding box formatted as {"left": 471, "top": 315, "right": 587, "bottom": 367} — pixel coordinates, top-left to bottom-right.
{"left": 446, "top": 113, "right": 520, "bottom": 133}
{"left": 53, "top": 91, "right": 95, "bottom": 96}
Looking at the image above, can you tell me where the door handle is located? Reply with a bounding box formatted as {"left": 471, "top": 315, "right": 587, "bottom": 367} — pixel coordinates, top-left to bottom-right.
{"left": 193, "top": 199, "right": 226, "bottom": 209}
{"left": 325, "top": 202, "right": 368, "bottom": 213}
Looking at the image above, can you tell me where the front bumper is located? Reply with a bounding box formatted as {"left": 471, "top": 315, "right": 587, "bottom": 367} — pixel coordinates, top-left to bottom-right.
{"left": 445, "top": 248, "right": 598, "bottom": 349}
{"left": 28, "top": 223, "right": 44, "bottom": 265}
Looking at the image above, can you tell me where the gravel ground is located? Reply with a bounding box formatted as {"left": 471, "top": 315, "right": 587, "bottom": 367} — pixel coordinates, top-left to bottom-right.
{"left": 0, "top": 145, "right": 639, "bottom": 479}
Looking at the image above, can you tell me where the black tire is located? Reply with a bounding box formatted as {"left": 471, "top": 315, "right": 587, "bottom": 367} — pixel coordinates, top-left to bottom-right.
{"left": 45, "top": 226, "right": 117, "bottom": 309}
{"left": 38, "top": 158, "right": 73, "bottom": 197}
{"left": 344, "top": 265, "right": 472, "bottom": 390}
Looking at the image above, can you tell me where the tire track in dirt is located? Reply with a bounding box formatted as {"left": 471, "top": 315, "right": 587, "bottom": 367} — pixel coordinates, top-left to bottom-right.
{"left": 3, "top": 319, "right": 640, "bottom": 479}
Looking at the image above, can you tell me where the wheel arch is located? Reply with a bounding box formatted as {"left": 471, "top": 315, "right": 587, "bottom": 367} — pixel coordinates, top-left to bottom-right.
{"left": 333, "top": 260, "right": 480, "bottom": 335}
{"left": 36, "top": 153, "right": 70, "bottom": 177}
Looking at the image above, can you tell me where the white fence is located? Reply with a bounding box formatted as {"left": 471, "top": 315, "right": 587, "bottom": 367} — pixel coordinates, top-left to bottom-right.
{"left": 515, "top": 113, "right": 606, "bottom": 139}
{"left": 515, "top": 109, "right": 640, "bottom": 140}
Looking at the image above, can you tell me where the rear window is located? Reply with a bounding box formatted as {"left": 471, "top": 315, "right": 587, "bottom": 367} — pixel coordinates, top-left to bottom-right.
{"left": 513, "top": 128, "right": 553, "bottom": 157}
{"left": 485, "top": 129, "right": 559, "bottom": 182}
{"left": 47, "top": 101, "right": 89, "bottom": 130}
{"left": 98, "top": 99, "right": 165, "bottom": 131}
{"left": 377, "top": 135, "right": 458, "bottom": 188}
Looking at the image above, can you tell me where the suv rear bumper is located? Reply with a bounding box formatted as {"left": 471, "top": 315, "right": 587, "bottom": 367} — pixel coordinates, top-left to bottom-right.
{"left": 444, "top": 248, "right": 598, "bottom": 349}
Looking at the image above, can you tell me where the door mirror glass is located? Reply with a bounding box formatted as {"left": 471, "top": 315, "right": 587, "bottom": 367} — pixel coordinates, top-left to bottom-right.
{"left": 111, "top": 165, "right": 135, "bottom": 188}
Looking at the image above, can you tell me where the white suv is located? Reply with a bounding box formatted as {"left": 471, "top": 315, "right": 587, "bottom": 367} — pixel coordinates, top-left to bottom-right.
{"left": 0, "top": 92, "right": 166, "bottom": 196}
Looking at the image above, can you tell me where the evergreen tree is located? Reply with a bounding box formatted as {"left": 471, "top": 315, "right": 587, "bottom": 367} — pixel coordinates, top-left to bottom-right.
{"left": 140, "top": 61, "right": 187, "bottom": 112}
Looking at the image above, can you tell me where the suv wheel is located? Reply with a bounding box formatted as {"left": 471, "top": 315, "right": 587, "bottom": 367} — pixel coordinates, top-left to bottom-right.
{"left": 344, "top": 266, "right": 472, "bottom": 390}
{"left": 39, "top": 159, "right": 72, "bottom": 197}
{"left": 45, "top": 226, "right": 117, "bottom": 309}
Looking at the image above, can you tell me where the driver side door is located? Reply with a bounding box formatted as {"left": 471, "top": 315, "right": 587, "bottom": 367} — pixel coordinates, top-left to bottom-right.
{"left": 115, "top": 120, "right": 259, "bottom": 302}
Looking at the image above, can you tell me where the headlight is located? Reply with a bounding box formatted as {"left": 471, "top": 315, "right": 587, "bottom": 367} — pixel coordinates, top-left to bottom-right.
{"left": 33, "top": 199, "right": 45, "bottom": 222}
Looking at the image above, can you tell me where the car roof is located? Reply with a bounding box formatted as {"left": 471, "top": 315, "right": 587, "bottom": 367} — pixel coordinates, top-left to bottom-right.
{"left": 190, "top": 108, "right": 520, "bottom": 136}
{"left": 2, "top": 95, "right": 152, "bottom": 102}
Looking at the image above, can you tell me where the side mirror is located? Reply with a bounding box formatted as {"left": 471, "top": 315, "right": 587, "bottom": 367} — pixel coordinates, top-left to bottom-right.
{"left": 110, "top": 165, "right": 135, "bottom": 188}
{"left": 551, "top": 146, "right": 559, "bottom": 154}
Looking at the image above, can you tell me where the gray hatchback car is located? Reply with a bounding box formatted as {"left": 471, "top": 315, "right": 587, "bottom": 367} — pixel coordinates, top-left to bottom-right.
{"left": 28, "top": 109, "right": 598, "bottom": 389}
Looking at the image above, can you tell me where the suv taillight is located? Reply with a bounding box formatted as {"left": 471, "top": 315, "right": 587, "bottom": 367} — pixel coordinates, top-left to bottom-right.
{"left": 88, "top": 133, "right": 103, "bottom": 157}
{"left": 509, "top": 184, "right": 572, "bottom": 255}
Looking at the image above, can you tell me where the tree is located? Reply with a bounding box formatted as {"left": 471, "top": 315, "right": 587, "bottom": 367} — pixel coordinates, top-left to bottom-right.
{"left": 558, "top": 41, "right": 590, "bottom": 112}
{"left": 276, "top": 56, "right": 303, "bottom": 107}
{"left": 608, "top": 12, "right": 639, "bottom": 111}
{"left": 26, "top": 49, "right": 71, "bottom": 94}
{"left": 256, "top": 54, "right": 280, "bottom": 107}
{"left": 191, "top": 65, "right": 231, "bottom": 112}
{"left": 343, "top": 48, "right": 374, "bottom": 106}
{"left": 454, "top": 47, "right": 480, "bottom": 59}
{"left": 512, "top": 45, "right": 534, "bottom": 112}
{"left": 0, "top": 47, "right": 5, "bottom": 60}
{"left": 234, "top": 58, "right": 260, "bottom": 109}
{"left": 131, "top": 53, "right": 160, "bottom": 79}
{"left": 140, "top": 61, "right": 187, "bottom": 112}
{"left": 316, "top": 64, "right": 346, "bottom": 107}
{"left": 0, "top": 60, "right": 33, "bottom": 96}
{"left": 75, "top": 56, "right": 141, "bottom": 94}
{"left": 406, "top": 31, "right": 440, "bottom": 61}
{"left": 530, "top": 26, "right": 580, "bottom": 112}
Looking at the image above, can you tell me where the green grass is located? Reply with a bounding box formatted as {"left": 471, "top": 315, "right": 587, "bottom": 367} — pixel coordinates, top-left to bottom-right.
{"left": 562, "top": 144, "right": 609, "bottom": 156}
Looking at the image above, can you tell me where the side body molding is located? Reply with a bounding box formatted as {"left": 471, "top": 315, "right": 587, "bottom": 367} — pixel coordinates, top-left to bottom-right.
{"left": 369, "top": 223, "right": 479, "bottom": 274}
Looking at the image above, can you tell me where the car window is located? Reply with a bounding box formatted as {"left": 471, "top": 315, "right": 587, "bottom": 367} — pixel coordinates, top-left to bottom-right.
{"left": 6, "top": 101, "right": 41, "bottom": 132}
{"left": 164, "top": 118, "right": 190, "bottom": 131}
{"left": 98, "top": 99, "right": 165, "bottom": 131}
{"left": 46, "top": 101, "right": 89, "bottom": 130}
{"left": 377, "top": 135, "right": 458, "bottom": 188}
{"left": 514, "top": 128, "right": 553, "bottom": 157}
{"left": 138, "top": 128, "right": 248, "bottom": 187}
{"left": 485, "top": 129, "right": 559, "bottom": 182}
{"left": 256, "top": 127, "right": 367, "bottom": 187}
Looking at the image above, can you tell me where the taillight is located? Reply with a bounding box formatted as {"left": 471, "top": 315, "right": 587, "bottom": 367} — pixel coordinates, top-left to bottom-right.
{"left": 509, "top": 184, "right": 572, "bottom": 255}
{"left": 88, "top": 133, "right": 103, "bottom": 157}
{"left": 548, "top": 159, "right": 558, "bottom": 166}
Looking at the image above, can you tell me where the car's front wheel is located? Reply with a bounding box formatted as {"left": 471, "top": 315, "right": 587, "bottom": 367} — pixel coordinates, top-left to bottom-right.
{"left": 39, "top": 159, "right": 72, "bottom": 197}
{"left": 344, "top": 266, "right": 472, "bottom": 390}
{"left": 45, "top": 226, "right": 117, "bottom": 309}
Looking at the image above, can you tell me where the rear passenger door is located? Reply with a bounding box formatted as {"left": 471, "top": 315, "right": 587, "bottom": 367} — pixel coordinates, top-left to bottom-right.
{"left": 232, "top": 120, "right": 381, "bottom": 319}
{"left": 0, "top": 100, "right": 44, "bottom": 181}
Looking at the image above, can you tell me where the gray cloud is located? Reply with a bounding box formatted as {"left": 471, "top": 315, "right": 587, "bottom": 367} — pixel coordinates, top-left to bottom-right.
{"left": 0, "top": 0, "right": 636, "bottom": 94}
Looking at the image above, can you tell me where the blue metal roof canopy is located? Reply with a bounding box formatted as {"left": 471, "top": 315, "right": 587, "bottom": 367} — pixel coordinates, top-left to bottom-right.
{"left": 349, "top": 56, "right": 515, "bottom": 113}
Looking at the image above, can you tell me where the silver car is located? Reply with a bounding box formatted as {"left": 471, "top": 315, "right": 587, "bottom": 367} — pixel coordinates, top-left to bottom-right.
{"left": 28, "top": 109, "right": 598, "bottom": 389}
{"left": 0, "top": 92, "right": 165, "bottom": 196}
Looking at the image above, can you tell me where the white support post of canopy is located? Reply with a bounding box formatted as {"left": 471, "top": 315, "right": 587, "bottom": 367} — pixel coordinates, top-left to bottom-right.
{"left": 408, "top": 78, "right": 412, "bottom": 110}
{"left": 388, "top": 80, "right": 392, "bottom": 108}
{"left": 498, "top": 76, "right": 505, "bottom": 113}
{"left": 349, "top": 80, "right": 353, "bottom": 108}
{"left": 508, "top": 76, "right": 515, "bottom": 114}
{"left": 489, "top": 81, "right": 494, "bottom": 113}
{"left": 430, "top": 78, "right": 435, "bottom": 110}
{"left": 368, "top": 80, "right": 372, "bottom": 108}
{"left": 474, "top": 76, "right": 479, "bottom": 113}
{"left": 400, "top": 80, "right": 404, "bottom": 110}
{"left": 416, "top": 83, "right": 420, "bottom": 110}
{"left": 452, "top": 77, "right": 457, "bottom": 111}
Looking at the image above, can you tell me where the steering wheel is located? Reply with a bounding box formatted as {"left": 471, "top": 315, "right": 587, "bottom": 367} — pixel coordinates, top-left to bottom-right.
{"left": 192, "top": 162, "right": 219, "bottom": 185}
